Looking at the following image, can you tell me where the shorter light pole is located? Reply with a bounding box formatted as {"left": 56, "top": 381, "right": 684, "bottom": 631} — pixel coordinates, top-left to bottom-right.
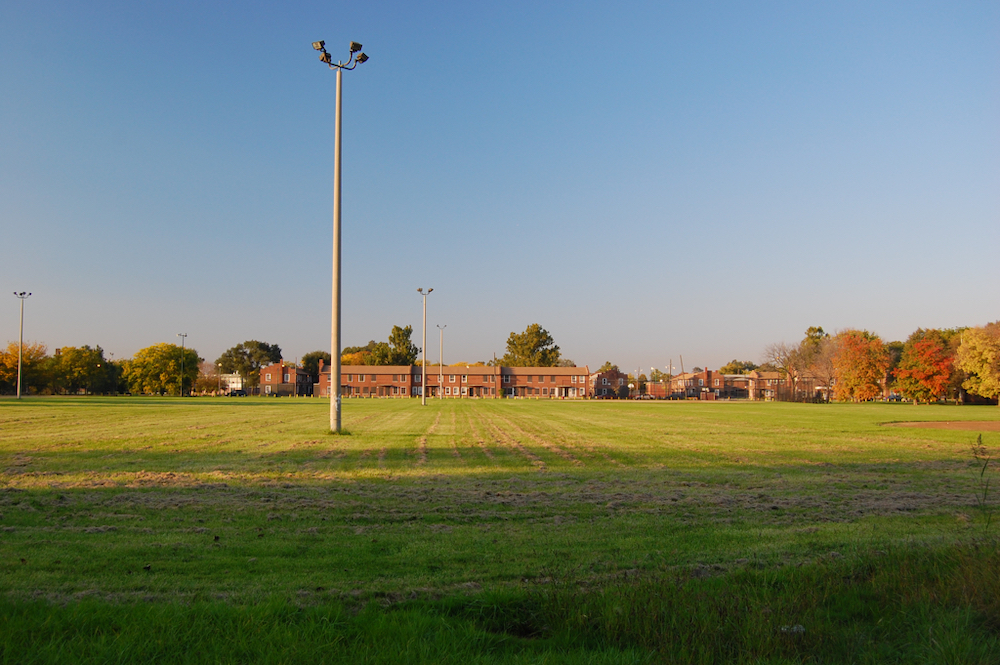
{"left": 217, "top": 362, "right": 223, "bottom": 394}
{"left": 177, "top": 333, "right": 187, "bottom": 397}
{"left": 417, "top": 288, "right": 432, "bottom": 405}
{"left": 13, "top": 292, "right": 31, "bottom": 399}
{"left": 437, "top": 324, "right": 446, "bottom": 398}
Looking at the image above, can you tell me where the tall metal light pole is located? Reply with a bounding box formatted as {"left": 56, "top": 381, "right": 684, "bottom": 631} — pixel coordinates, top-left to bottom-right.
{"left": 13, "top": 292, "right": 31, "bottom": 399}
{"left": 313, "top": 39, "right": 369, "bottom": 433}
{"left": 176, "top": 333, "right": 187, "bottom": 397}
{"left": 436, "top": 324, "right": 446, "bottom": 399}
{"left": 417, "top": 288, "right": 433, "bottom": 405}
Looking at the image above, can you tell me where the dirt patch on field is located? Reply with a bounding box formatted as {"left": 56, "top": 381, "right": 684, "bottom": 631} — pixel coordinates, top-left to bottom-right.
{"left": 887, "top": 421, "right": 1000, "bottom": 432}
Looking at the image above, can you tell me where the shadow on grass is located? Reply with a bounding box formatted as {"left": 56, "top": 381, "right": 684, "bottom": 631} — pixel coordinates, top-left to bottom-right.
{"left": 4, "top": 541, "right": 999, "bottom": 664}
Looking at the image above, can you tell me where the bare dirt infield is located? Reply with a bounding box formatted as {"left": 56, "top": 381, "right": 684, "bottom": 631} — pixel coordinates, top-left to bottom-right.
{"left": 887, "top": 420, "right": 1000, "bottom": 431}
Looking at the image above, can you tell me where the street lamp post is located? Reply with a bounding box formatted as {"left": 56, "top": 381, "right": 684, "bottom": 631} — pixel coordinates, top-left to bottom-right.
{"left": 436, "top": 324, "right": 446, "bottom": 399}
{"left": 313, "top": 39, "right": 369, "bottom": 433}
{"left": 176, "top": 333, "right": 187, "bottom": 397}
{"left": 13, "top": 292, "right": 31, "bottom": 399}
{"left": 217, "top": 362, "right": 223, "bottom": 395}
{"left": 417, "top": 288, "right": 433, "bottom": 405}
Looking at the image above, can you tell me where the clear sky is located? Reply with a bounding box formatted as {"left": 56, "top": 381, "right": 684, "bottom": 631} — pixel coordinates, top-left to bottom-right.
{"left": 2, "top": 0, "right": 997, "bottom": 374}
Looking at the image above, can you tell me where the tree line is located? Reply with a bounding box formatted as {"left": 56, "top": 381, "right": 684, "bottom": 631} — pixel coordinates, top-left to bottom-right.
{"left": 0, "top": 342, "right": 200, "bottom": 396}
{"left": 0, "top": 322, "right": 570, "bottom": 396}
{"left": 20, "top": 319, "right": 995, "bottom": 403}
{"left": 753, "top": 323, "right": 1000, "bottom": 404}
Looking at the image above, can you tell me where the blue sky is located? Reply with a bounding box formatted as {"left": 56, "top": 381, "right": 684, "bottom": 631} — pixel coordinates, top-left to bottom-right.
{"left": 2, "top": 0, "right": 997, "bottom": 373}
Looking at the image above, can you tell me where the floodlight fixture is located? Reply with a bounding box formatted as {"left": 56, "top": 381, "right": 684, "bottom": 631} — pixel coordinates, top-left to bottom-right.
{"left": 313, "top": 39, "right": 369, "bottom": 72}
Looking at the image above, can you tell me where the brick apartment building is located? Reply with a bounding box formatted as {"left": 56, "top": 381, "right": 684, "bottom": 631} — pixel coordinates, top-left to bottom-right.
{"left": 315, "top": 361, "right": 591, "bottom": 398}
{"left": 258, "top": 362, "right": 314, "bottom": 396}
{"left": 589, "top": 369, "right": 628, "bottom": 398}
{"left": 666, "top": 370, "right": 750, "bottom": 400}
{"left": 746, "top": 370, "right": 784, "bottom": 401}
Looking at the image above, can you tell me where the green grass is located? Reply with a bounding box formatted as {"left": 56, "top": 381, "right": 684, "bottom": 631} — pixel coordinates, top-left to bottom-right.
{"left": 1, "top": 397, "right": 999, "bottom": 662}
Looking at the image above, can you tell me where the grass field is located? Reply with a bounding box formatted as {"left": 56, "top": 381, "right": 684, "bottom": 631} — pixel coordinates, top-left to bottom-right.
{"left": 2, "top": 397, "right": 999, "bottom": 663}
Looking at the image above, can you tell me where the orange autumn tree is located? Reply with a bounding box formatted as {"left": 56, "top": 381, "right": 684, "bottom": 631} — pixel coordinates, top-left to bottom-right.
{"left": 894, "top": 329, "right": 955, "bottom": 403}
{"left": 831, "top": 330, "right": 890, "bottom": 402}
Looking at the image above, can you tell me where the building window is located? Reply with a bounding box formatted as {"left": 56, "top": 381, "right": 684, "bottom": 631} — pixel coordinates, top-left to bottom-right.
{"left": 445, "top": 387, "right": 451, "bottom": 395}
{"left": 449, "top": 375, "right": 456, "bottom": 383}
{"left": 359, "top": 375, "right": 365, "bottom": 382}
{"left": 714, "top": 379, "right": 719, "bottom": 386}
{"left": 284, "top": 373, "right": 290, "bottom": 382}
{"left": 462, "top": 375, "right": 468, "bottom": 383}
{"left": 461, "top": 387, "right": 467, "bottom": 395}
{"left": 571, "top": 375, "right": 577, "bottom": 383}
{"left": 265, "top": 373, "right": 271, "bottom": 381}
{"left": 265, "top": 385, "right": 271, "bottom": 394}
{"left": 503, "top": 375, "right": 510, "bottom": 383}
{"left": 699, "top": 379, "right": 704, "bottom": 386}
{"left": 542, "top": 388, "right": 548, "bottom": 395}
{"left": 551, "top": 376, "right": 556, "bottom": 383}
{"left": 602, "top": 378, "right": 608, "bottom": 385}
{"left": 527, "top": 376, "right": 533, "bottom": 383}
{"left": 346, "top": 374, "right": 353, "bottom": 382}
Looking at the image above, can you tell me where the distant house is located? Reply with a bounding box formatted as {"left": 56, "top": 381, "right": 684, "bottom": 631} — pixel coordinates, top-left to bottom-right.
{"left": 220, "top": 373, "right": 244, "bottom": 393}
{"left": 258, "top": 362, "right": 313, "bottom": 396}
{"left": 315, "top": 361, "right": 590, "bottom": 398}
{"left": 667, "top": 369, "right": 749, "bottom": 399}
{"left": 589, "top": 369, "right": 628, "bottom": 398}
{"left": 747, "top": 370, "right": 784, "bottom": 401}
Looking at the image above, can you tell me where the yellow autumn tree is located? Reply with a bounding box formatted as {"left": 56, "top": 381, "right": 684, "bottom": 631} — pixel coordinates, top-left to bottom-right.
{"left": 0, "top": 341, "right": 49, "bottom": 394}
{"left": 956, "top": 322, "right": 1000, "bottom": 405}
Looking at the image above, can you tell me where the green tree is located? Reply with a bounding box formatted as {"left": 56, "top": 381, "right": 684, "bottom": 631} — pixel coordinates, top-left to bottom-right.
{"left": 956, "top": 322, "right": 1000, "bottom": 405}
{"left": 499, "top": 324, "right": 561, "bottom": 367}
{"left": 387, "top": 325, "right": 419, "bottom": 365}
{"left": 125, "top": 343, "right": 201, "bottom": 395}
{"left": 48, "top": 345, "right": 108, "bottom": 394}
{"left": 301, "top": 350, "right": 332, "bottom": 383}
{"left": 217, "top": 341, "right": 282, "bottom": 390}
{"left": 597, "top": 361, "right": 619, "bottom": 373}
{"left": 718, "top": 359, "right": 758, "bottom": 375}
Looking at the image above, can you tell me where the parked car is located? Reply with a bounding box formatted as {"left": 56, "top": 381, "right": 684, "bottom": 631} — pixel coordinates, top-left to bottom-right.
{"left": 227, "top": 390, "right": 247, "bottom": 397}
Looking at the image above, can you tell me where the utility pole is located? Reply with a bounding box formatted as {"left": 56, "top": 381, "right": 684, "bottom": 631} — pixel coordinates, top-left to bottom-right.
{"left": 177, "top": 333, "right": 187, "bottom": 396}
{"left": 437, "top": 324, "right": 446, "bottom": 399}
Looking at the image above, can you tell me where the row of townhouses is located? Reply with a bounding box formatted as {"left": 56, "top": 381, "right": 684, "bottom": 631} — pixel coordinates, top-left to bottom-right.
{"left": 255, "top": 361, "right": 820, "bottom": 402}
